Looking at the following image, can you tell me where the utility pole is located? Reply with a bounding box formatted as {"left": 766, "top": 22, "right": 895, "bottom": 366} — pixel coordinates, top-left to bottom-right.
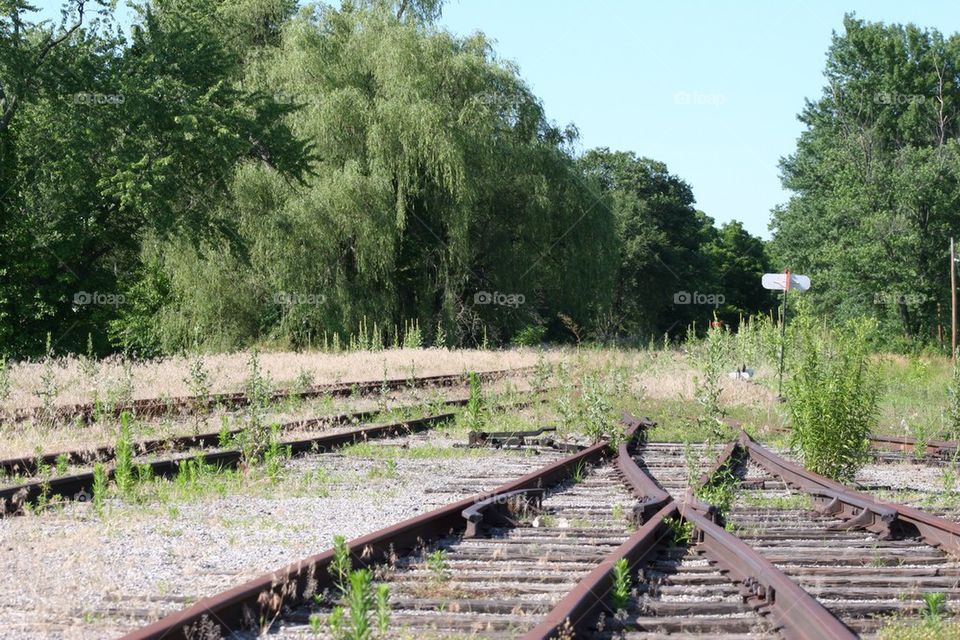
{"left": 952, "top": 238, "right": 957, "bottom": 360}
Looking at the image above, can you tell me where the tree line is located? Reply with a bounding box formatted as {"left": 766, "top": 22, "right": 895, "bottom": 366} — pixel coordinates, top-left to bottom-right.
{"left": 1, "top": 0, "right": 771, "bottom": 358}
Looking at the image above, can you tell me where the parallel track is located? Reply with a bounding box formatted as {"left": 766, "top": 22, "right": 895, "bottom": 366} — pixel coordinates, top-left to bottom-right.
{"left": 6, "top": 366, "right": 533, "bottom": 425}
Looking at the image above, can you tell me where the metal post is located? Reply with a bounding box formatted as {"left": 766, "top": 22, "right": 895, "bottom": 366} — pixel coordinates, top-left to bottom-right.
{"left": 952, "top": 238, "right": 957, "bottom": 361}
{"left": 778, "top": 268, "right": 791, "bottom": 399}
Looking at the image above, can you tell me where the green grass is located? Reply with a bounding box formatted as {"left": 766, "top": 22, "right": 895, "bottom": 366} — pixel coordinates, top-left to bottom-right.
{"left": 874, "top": 355, "right": 953, "bottom": 439}
{"left": 878, "top": 621, "right": 960, "bottom": 640}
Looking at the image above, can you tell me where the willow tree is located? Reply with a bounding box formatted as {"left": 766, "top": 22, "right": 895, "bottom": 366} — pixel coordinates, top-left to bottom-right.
{"left": 139, "top": 0, "right": 615, "bottom": 350}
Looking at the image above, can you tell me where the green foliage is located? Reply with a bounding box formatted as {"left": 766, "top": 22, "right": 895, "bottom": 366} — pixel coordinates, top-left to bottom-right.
{"left": 346, "top": 569, "right": 373, "bottom": 640}
{"left": 218, "top": 416, "right": 232, "bottom": 449}
{"left": 0, "top": 0, "right": 768, "bottom": 356}
{"left": 696, "top": 466, "right": 738, "bottom": 512}
{"left": 664, "top": 516, "right": 694, "bottom": 546}
{"left": 611, "top": 558, "right": 632, "bottom": 611}
{"left": 185, "top": 353, "right": 211, "bottom": 409}
{"left": 375, "top": 584, "right": 390, "bottom": 635}
{"left": 308, "top": 613, "right": 323, "bottom": 636}
{"left": 513, "top": 324, "right": 547, "bottom": 347}
{"left": 463, "top": 372, "right": 485, "bottom": 432}
{"left": 0, "top": 356, "right": 9, "bottom": 403}
{"left": 264, "top": 423, "right": 291, "bottom": 481}
{"left": 923, "top": 592, "right": 948, "bottom": 627}
{"left": 581, "top": 371, "right": 624, "bottom": 446}
{"left": 114, "top": 412, "right": 135, "bottom": 496}
{"left": 579, "top": 149, "right": 770, "bottom": 341}
{"left": 240, "top": 350, "right": 272, "bottom": 463}
{"left": 788, "top": 309, "right": 880, "bottom": 481}
{"left": 949, "top": 353, "right": 960, "bottom": 440}
{"left": 330, "top": 535, "right": 352, "bottom": 595}
{"left": 54, "top": 453, "right": 69, "bottom": 476}
{"left": 35, "top": 334, "right": 59, "bottom": 424}
{"left": 690, "top": 322, "right": 731, "bottom": 440}
{"left": 92, "top": 463, "right": 107, "bottom": 514}
{"left": 771, "top": 15, "right": 960, "bottom": 348}
{"left": 426, "top": 549, "right": 449, "bottom": 581}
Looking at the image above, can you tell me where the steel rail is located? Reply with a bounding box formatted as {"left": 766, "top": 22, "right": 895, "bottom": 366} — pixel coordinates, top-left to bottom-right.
{"left": 527, "top": 434, "right": 853, "bottom": 640}
{"left": 681, "top": 505, "right": 857, "bottom": 640}
{"left": 869, "top": 433, "right": 957, "bottom": 457}
{"left": 615, "top": 418, "right": 669, "bottom": 523}
{"left": 740, "top": 431, "right": 960, "bottom": 555}
{"left": 0, "top": 394, "right": 495, "bottom": 478}
{"left": 6, "top": 366, "right": 532, "bottom": 425}
{"left": 119, "top": 416, "right": 649, "bottom": 640}
{"left": 461, "top": 487, "right": 545, "bottom": 538}
{"left": 0, "top": 411, "right": 458, "bottom": 516}
{"left": 521, "top": 501, "right": 679, "bottom": 640}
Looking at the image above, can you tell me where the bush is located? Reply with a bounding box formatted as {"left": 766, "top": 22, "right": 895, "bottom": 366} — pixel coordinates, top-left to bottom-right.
{"left": 512, "top": 324, "right": 547, "bottom": 347}
{"left": 787, "top": 313, "right": 880, "bottom": 482}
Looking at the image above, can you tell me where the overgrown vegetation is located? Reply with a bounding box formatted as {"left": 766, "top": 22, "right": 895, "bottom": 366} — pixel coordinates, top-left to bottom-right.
{"left": 787, "top": 307, "right": 880, "bottom": 481}
{"left": 324, "top": 534, "right": 392, "bottom": 639}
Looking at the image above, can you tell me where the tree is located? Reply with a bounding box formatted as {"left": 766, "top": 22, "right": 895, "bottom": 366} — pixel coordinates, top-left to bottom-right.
{"left": 579, "top": 148, "right": 716, "bottom": 340}
{"left": 771, "top": 15, "right": 960, "bottom": 346}
{"left": 702, "top": 220, "right": 773, "bottom": 324}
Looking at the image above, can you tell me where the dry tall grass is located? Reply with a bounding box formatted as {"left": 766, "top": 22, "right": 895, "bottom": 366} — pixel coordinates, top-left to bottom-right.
{"left": 2, "top": 348, "right": 542, "bottom": 411}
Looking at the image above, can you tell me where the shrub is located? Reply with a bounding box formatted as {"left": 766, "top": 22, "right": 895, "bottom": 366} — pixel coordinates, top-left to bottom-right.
{"left": 787, "top": 313, "right": 879, "bottom": 482}
{"left": 512, "top": 324, "right": 547, "bottom": 347}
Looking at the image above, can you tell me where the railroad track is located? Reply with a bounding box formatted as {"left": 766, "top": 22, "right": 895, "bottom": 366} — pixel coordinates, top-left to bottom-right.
{"left": 613, "top": 433, "right": 960, "bottom": 638}
{"left": 117, "top": 418, "right": 844, "bottom": 640}
{"left": 0, "top": 392, "right": 549, "bottom": 516}
{"left": 113, "top": 416, "right": 653, "bottom": 640}
{"left": 6, "top": 366, "right": 533, "bottom": 425}
{"left": 2, "top": 441, "right": 576, "bottom": 639}
{"left": 43, "top": 420, "right": 960, "bottom": 639}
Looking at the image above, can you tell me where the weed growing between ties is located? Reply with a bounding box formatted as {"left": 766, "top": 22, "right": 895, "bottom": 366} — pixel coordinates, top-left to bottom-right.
{"left": 664, "top": 516, "right": 694, "bottom": 546}
{"left": 878, "top": 593, "right": 957, "bottom": 639}
{"left": 787, "top": 306, "right": 880, "bottom": 482}
{"left": 323, "top": 535, "right": 392, "bottom": 639}
{"left": 695, "top": 465, "right": 739, "bottom": 512}
{"left": 611, "top": 558, "right": 633, "bottom": 612}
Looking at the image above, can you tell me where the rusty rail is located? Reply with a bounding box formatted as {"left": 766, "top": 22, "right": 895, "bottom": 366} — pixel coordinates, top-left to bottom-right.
{"left": 616, "top": 420, "right": 669, "bottom": 523}
{"left": 0, "top": 411, "right": 458, "bottom": 516}
{"left": 740, "top": 431, "right": 960, "bottom": 555}
{"left": 462, "top": 488, "right": 544, "bottom": 538}
{"left": 0, "top": 392, "right": 510, "bottom": 478}
{"left": 527, "top": 433, "right": 854, "bottom": 640}
{"left": 869, "top": 433, "right": 957, "bottom": 457}
{"left": 522, "top": 501, "right": 679, "bottom": 640}
{"left": 5, "top": 366, "right": 532, "bottom": 425}
{"left": 119, "top": 416, "right": 646, "bottom": 640}
{"left": 682, "top": 505, "right": 857, "bottom": 640}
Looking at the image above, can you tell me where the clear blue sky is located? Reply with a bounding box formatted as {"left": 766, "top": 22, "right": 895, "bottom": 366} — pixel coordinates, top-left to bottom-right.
{"left": 29, "top": 0, "right": 960, "bottom": 238}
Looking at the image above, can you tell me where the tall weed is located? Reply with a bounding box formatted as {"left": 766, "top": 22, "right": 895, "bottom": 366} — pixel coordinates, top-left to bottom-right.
{"left": 787, "top": 309, "right": 879, "bottom": 482}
